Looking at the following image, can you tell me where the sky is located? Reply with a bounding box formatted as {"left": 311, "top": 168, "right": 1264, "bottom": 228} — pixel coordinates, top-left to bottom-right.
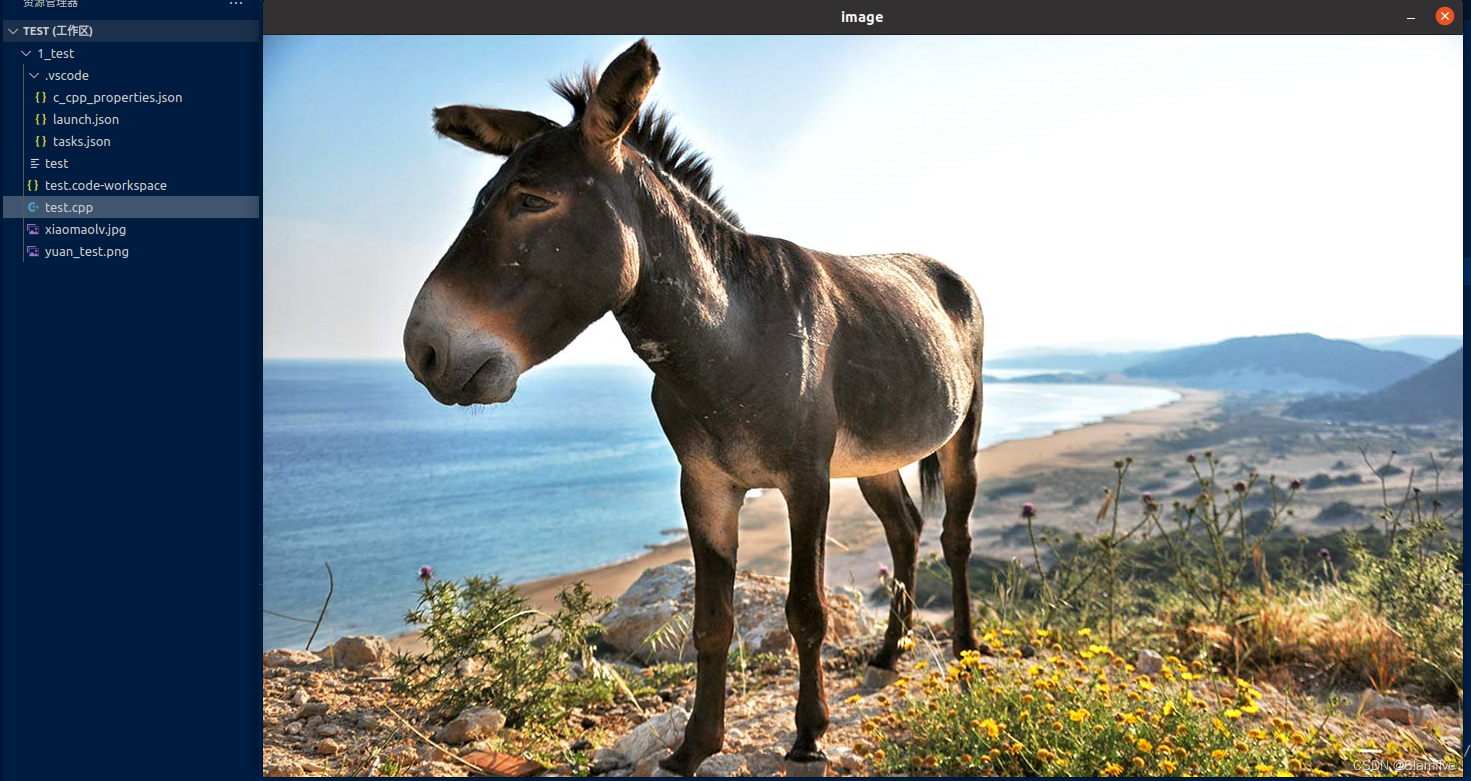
{"left": 263, "top": 35, "right": 1463, "bottom": 363}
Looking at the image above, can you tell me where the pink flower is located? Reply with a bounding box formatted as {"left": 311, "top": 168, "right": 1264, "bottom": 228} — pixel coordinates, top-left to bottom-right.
{"left": 1020, "top": 502, "right": 1036, "bottom": 520}
{"left": 418, "top": 565, "right": 434, "bottom": 583}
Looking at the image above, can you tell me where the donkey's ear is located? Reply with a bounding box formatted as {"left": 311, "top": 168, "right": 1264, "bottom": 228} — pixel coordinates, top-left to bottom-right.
{"left": 433, "top": 106, "right": 559, "bottom": 156}
{"left": 585, "top": 39, "right": 659, "bottom": 152}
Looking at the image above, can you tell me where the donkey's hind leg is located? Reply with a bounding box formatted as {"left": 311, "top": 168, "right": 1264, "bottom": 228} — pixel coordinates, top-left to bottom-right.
{"left": 937, "top": 395, "right": 982, "bottom": 657}
{"left": 857, "top": 471, "right": 923, "bottom": 688}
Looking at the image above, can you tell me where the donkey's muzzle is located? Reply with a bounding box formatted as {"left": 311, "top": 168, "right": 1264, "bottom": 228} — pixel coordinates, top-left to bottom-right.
{"left": 404, "top": 285, "right": 522, "bottom": 406}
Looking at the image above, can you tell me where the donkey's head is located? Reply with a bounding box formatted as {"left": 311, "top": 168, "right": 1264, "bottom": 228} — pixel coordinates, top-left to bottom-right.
{"left": 404, "top": 40, "right": 659, "bottom": 406}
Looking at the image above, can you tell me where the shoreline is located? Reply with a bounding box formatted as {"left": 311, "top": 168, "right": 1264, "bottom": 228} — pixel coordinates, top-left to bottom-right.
{"left": 509, "top": 386, "right": 1219, "bottom": 616}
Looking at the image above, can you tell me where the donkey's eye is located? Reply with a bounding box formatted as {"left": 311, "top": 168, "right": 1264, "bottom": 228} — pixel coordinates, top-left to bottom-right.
{"left": 518, "top": 193, "right": 554, "bottom": 212}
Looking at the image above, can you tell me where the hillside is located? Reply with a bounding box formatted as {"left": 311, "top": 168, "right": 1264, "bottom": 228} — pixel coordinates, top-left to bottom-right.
{"left": 1355, "top": 335, "right": 1464, "bottom": 361}
{"left": 1286, "top": 348, "right": 1464, "bottom": 423}
{"left": 1122, "top": 333, "right": 1428, "bottom": 392}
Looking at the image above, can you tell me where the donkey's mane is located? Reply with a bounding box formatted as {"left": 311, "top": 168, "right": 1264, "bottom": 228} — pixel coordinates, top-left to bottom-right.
{"left": 553, "top": 68, "right": 742, "bottom": 229}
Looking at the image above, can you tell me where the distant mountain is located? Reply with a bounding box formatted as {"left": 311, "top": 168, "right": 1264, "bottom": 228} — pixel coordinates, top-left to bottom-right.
{"left": 986, "top": 350, "right": 1161, "bottom": 372}
{"left": 1285, "top": 349, "right": 1463, "bottom": 423}
{"left": 1354, "top": 335, "right": 1463, "bottom": 361}
{"left": 1121, "top": 334, "right": 1429, "bottom": 393}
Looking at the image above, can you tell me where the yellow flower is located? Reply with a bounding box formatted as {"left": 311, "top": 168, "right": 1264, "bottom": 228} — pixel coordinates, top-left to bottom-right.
{"left": 1240, "top": 701, "right": 1259, "bottom": 715}
{"left": 1163, "top": 700, "right": 1176, "bottom": 717}
{"left": 897, "top": 636, "right": 915, "bottom": 651}
{"left": 1068, "top": 708, "right": 1091, "bottom": 722}
{"left": 913, "top": 660, "right": 928, "bottom": 670}
{"left": 1290, "top": 732, "right": 1307, "bottom": 746}
{"left": 1133, "top": 756, "right": 1147, "bottom": 769}
{"left": 1036, "top": 749, "right": 1056, "bottom": 762}
{"left": 1077, "top": 627, "right": 1092, "bottom": 636}
{"left": 872, "top": 749, "right": 885, "bottom": 761}
{"left": 1101, "top": 761, "right": 1125, "bottom": 777}
{"left": 976, "top": 718, "right": 1003, "bottom": 738}
{"left": 1137, "top": 676, "right": 1155, "bottom": 691}
{"left": 1051, "top": 721, "right": 1064, "bottom": 732}
{"left": 1027, "top": 665, "right": 1042, "bottom": 677}
{"left": 845, "top": 694, "right": 862, "bottom": 704}
{"left": 1136, "top": 738, "right": 1153, "bottom": 753}
{"left": 1224, "top": 708, "right": 1243, "bottom": 719}
{"left": 1022, "top": 693, "right": 1035, "bottom": 704}
{"left": 1161, "top": 759, "right": 1178, "bottom": 773}
{"left": 1036, "top": 628, "right": 1051, "bottom": 638}
{"left": 1008, "top": 742, "right": 1024, "bottom": 755}
{"left": 1211, "top": 749, "right": 1228, "bottom": 760}
{"left": 959, "top": 753, "right": 973, "bottom": 764}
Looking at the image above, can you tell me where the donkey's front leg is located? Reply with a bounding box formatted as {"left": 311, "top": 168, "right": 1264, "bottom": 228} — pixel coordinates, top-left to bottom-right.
{"left": 659, "top": 469, "right": 742, "bottom": 776}
{"left": 781, "top": 474, "right": 832, "bottom": 775}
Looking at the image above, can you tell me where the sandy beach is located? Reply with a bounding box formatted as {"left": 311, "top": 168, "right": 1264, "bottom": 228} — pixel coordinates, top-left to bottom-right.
{"left": 516, "top": 387, "right": 1219, "bottom": 613}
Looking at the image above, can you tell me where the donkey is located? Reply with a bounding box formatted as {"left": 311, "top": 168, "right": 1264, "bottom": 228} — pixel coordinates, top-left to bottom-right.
{"left": 404, "top": 39, "right": 984, "bottom": 776}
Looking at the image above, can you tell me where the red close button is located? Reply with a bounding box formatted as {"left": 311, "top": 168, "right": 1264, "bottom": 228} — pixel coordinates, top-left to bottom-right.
{"left": 1438, "top": 6, "right": 1455, "bottom": 24}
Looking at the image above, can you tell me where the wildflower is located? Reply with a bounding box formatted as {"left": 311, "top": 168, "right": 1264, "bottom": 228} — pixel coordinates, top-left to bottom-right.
{"left": 1036, "top": 749, "right": 1056, "bottom": 762}
{"left": 1142, "top": 491, "right": 1157, "bottom": 508}
{"left": 1050, "top": 721, "right": 1064, "bottom": 732}
{"left": 1022, "top": 693, "right": 1035, "bottom": 704}
{"left": 872, "top": 749, "right": 885, "bottom": 762}
{"left": 914, "top": 660, "right": 928, "bottom": 670}
{"left": 1290, "top": 477, "right": 1303, "bottom": 490}
{"left": 1240, "top": 701, "right": 1259, "bottom": 715}
{"left": 1008, "top": 742, "right": 1024, "bottom": 755}
{"left": 898, "top": 635, "right": 915, "bottom": 651}
{"left": 1133, "top": 756, "right": 1147, "bottom": 769}
{"left": 1211, "top": 749, "right": 1228, "bottom": 760}
{"left": 1232, "top": 480, "right": 1248, "bottom": 493}
{"left": 418, "top": 565, "right": 434, "bottom": 582}
{"left": 1137, "top": 676, "right": 1154, "bottom": 691}
{"left": 845, "top": 694, "right": 861, "bottom": 704}
{"left": 1247, "top": 730, "right": 1267, "bottom": 741}
{"left": 1318, "top": 547, "right": 1331, "bottom": 561}
{"left": 1136, "top": 738, "right": 1153, "bottom": 753}
{"left": 1027, "top": 664, "right": 1042, "bottom": 677}
{"left": 878, "top": 564, "right": 890, "bottom": 580}
{"left": 977, "top": 718, "right": 1003, "bottom": 738}
{"left": 1020, "top": 502, "right": 1036, "bottom": 519}
{"left": 1162, "top": 700, "right": 1175, "bottom": 716}
{"left": 959, "top": 753, "right": 973, "bottom": 765}
{"left": 1077, "top": 627, "right": 1092, "bottom": 637}
{"left": 1161, "top": 759, "right": 1178, "bottom": 773}
{"left": 1186, "top": 452, "right": 1197, "bottom": 463}
{"left": 1068, "top": 708, "right": 1091, "bottom": 722}
{"left": 1224, "top": 708, "right": 1243, "bottom": 719}
{"left": 1290, "top": 732, "right": 1307, "bottom": 746}
{"left": 1101, "top": 761, "right": 1125, "bottom": 777}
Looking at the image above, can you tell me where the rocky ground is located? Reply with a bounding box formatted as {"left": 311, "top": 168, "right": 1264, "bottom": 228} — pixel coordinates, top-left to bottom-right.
{"left": 264, "top": 568, "right": 1464, "bottom": 777}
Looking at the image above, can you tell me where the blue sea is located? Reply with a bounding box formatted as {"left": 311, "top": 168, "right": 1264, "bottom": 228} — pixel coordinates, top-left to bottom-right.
{"left": 262, "top": 361, "right": 1177, "bottom": 650}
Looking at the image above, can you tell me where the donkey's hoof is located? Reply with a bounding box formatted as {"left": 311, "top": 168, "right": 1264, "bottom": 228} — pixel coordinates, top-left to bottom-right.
{"left": 861, "top": 665, "right": 901, "bottom": 691}
{"left": 783, "top": 755, "right": 829, "bottom": 777}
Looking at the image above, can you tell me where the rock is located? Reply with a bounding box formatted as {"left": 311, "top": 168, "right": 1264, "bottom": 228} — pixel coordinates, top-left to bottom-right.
{"left": 829, "top": 746, "right": 863, "bottom": 773}
{"left": 284, "top": 721, "right": 303, "bottom": 735}
{"left": 633, "top": 751, "right": 673, "bottom": 778}
{"left": 317, "top": 722, "right": 343, "bottom": 737}
{"left": 300, "top": 761, "right": 325, "bottom": 773}
{"left": 356, "top": 713, "right": 381, "bottom": 730}
{"left": 696, "top": 753, "right": 750, "bottom": 777}
{"left": 570, "top": 737, "right": 593, "bottom": 752}
{"left": 264, "top": 763, "right": 301, "bottom": 776}
{"left": 316, "top": 738, "right": 344, "bottom": 755}
{"left": 306, "top": 715, "right": 325, "bottom": 731}
{"left": 387, "top": 746, "right": 422, "bottom": 766}
{"left": 590, "top": 748, "right": 632, "bottom": 774}
{"left": 433, "top": 706, "right": 507, "bottom": 744}
{"left": 1135, "top": 649, "right": 1164, "bottom": 676}
{"left": 613, "top": 706, "right": 689, "bottom": 766}
{"left": 264, "top": 648, "right": 321, "bottom": 668}
{"left": 601, "top": 561, "right": 870, "bottom": 664}
{"left": 1365, "top": 703, "right": 1416, "bottom": 724}
{"left": 319, "top": 636, "right": 390, "bottom": 668}
{"left": 288, "top": 687, "right": 311, "bottom": 706}
{"left": 1416, "top": 704, "right": 1438, "bottom": 725}
{"left": 294, "top": 701, "right": 330, "bottom": 720}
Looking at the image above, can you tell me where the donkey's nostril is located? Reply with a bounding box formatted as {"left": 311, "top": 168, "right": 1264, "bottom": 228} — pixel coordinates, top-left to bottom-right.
{"left": 416, "top": 343, "right": 438, "bottom": 377}
{"left": 405, "top": 323, "right": 450, "bottom": 384}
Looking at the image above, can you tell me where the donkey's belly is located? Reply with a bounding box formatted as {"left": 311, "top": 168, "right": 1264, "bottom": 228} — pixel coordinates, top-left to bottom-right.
{"left": 829, "top": 403, "right": 967, "bottom": 479}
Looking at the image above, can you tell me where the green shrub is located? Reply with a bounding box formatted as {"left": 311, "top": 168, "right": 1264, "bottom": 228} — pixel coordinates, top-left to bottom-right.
{"left": 390, "top": 576, "right": 612, "bottom": 729}
{"left": 861, "top": 630, "right": 1351, "bottom": 777}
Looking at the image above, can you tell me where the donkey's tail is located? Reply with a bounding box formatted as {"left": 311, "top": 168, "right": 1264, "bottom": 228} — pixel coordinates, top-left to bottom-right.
{"left": 919, "top": 452, "right": 944, "bottom": 517}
